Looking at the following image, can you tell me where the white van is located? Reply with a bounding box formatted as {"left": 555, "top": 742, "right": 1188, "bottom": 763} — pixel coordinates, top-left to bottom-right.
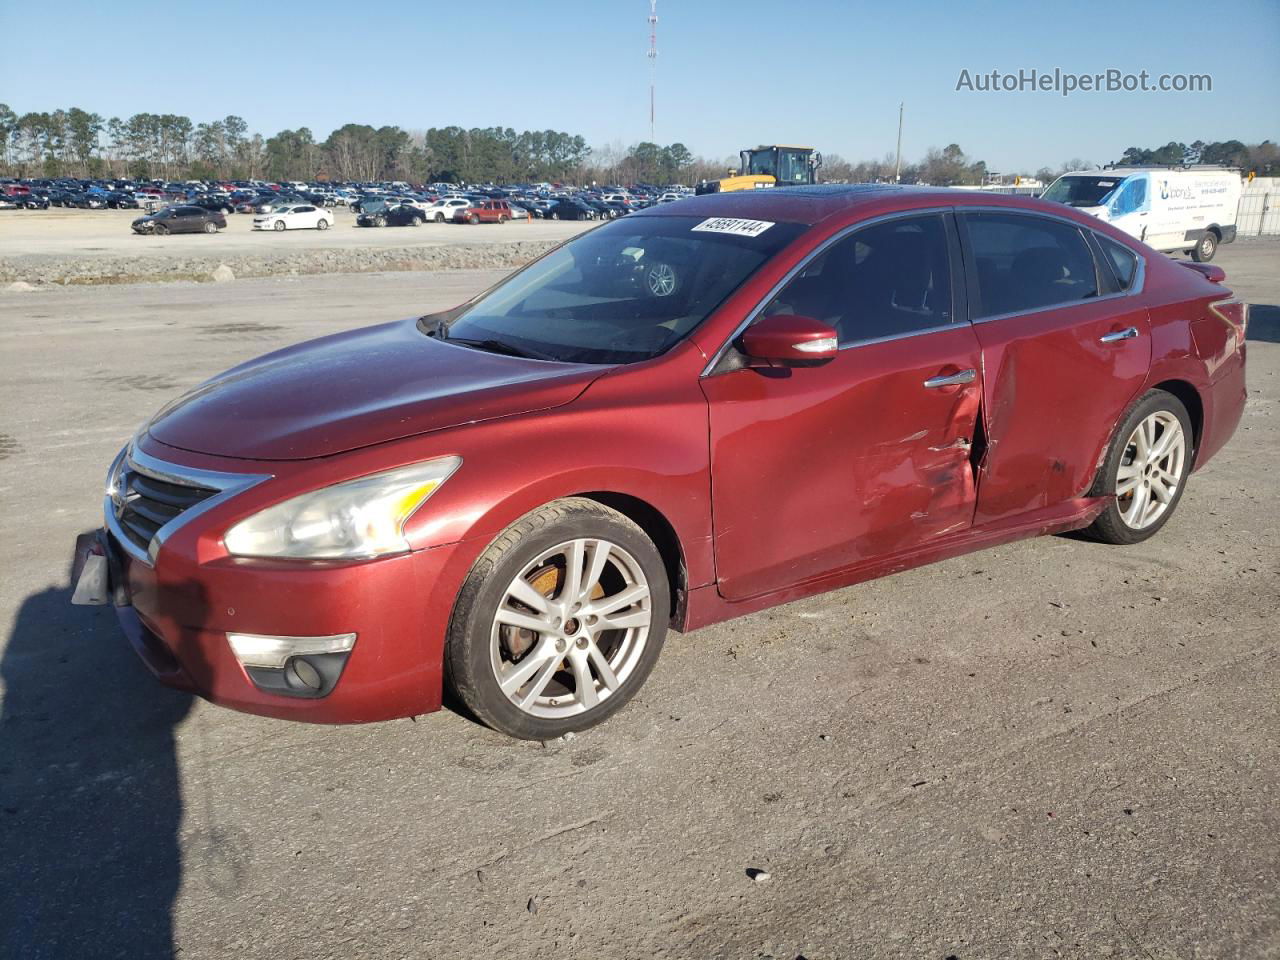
{"left": 1041, "top": 167, "right": 1240, "bottom": 261}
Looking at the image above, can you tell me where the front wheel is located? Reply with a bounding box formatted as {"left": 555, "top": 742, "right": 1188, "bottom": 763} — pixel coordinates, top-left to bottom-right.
{"left": 468, "top": 213, "right": 479, "bottom": 224}
{"left": 435, "top": 213, "right": 444, "bottom": 222}
{"left": 445, "top": 498, "right": 669, "bottom": 740}
{"left": 1084, "top": 389, "right": 1193, "bottom": 545}
{"left": 550, "top": 211, "right": 559, "bottom": 220}
{"left": 273, "top": 220, "right": 286, "bottom": 231}
{"left": 154, "top": 223, "right": 169, "bottom": 236}
{"left": 1191, "top": 231, "right": 1218, "bottom": 262}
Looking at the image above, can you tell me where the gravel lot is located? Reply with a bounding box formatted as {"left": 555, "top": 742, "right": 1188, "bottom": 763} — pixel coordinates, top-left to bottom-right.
{"left": 0, "top": 207, "right": 592, "bottom": 285}
{"left": 1, "top": 240, "right": 1277, "bottom": 959}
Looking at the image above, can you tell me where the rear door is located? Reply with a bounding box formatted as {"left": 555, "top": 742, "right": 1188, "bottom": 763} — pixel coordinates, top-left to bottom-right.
{"left": 703, "top": 211, "right": 984, "bottom": 600}
{"left": 958, "top": 210, "right": 1151, "bottom": 525}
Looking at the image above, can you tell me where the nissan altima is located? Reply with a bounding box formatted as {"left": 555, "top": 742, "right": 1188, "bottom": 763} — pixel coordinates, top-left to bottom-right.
{"left": 75, "top": 185, "right": 1247, "bottom": 739}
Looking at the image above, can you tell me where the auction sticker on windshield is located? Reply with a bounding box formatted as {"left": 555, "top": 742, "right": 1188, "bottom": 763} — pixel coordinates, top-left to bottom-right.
{"left": 691, "top": 217, "right": 775, "bottom": 238}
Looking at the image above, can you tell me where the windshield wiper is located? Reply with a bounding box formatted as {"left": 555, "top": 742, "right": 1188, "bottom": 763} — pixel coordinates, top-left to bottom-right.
{"left": 443, "top": 334, "right": 552, "bottom": 361}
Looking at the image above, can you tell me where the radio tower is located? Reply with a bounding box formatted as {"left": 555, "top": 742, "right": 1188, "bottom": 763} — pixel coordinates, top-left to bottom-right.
{"left": 647, "top": 0, "right": 658, "bottom": 142}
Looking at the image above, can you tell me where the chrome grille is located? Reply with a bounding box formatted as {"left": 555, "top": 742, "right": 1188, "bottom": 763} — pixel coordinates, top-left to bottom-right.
{"left": 114, "top": 466, "right": 217, "bottom": 554}
{"left": 104, "top": 445, "right": 267, "bottom": 565}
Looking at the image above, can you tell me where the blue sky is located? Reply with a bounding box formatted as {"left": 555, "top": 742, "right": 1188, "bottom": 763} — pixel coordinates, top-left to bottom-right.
{"left": 2, "top": 0, "right": 1276, "bottom": 171}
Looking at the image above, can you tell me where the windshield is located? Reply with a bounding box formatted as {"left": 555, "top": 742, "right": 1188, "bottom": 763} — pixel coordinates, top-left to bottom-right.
{"left": 1042, "top": 175, "right": 1126, "bottom": 208}
{"left": 441, "top": 215, "right": 804, "bottom": 364}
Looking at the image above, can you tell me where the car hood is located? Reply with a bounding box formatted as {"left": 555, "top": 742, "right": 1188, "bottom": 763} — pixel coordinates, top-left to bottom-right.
{"left": 146, "top": 318, "right": 606, "bottom": 461}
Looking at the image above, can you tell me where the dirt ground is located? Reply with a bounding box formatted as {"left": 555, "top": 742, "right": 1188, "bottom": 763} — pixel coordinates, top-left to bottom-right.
{"left": 0, "top": 239, "right": 1277, "bottom": 959}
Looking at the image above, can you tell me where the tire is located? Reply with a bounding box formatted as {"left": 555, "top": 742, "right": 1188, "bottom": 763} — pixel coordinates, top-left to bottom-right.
{"left": 317, "top": 218, "right": 329, "bottom": 230}
{"left": 374, "top": 215, "right": 386, "bottom": 227}
{"left": 154, "top": 223, "right": 168, "bottom": 236}
{"left": 273, "top": 220, "right": 286, "bottom": 231}
{"left": 203, "top": 221, "right": 218, "bottom": 234}
{"left": 1191, "top": 231, "right": 1218, "bottom": 262}
{"left": 550, "top": 211, "right": 559, "bottom": 220}
{"left": 1084, "top": 389, "right": 1194, "bottom": 545}
{"left": 499, "top": 215, "right": 508, "bottom": 224}
{"left": 445, "top": 498, "right": 670, "bottom": 740}
{"left": 435, "top": 213, "right": 444, "bottom": 223}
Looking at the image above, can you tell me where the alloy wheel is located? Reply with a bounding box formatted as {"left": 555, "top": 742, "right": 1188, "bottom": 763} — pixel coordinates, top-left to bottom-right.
{"left": 489, "top": 538, "right": 652, "bottom": 719}
{"left": 1116, "top": 411, "right": 1186, "bottom": 530}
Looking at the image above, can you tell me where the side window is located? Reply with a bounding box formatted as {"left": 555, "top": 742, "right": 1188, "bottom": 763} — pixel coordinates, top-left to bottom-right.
{"left": 297, "top": 205, "right": 316, "bottom": 213}
{"left": 1097, "top": 234, "right": 1140, "bottom": 291}
{"left": 761, "top": 214, "right": 954, "bottom": 345}
{"left": 1109, "top": 177, "right": 1149, "bottom": 217}
{"left": 964, "top": 213, "right": 1099, "bottom": 318}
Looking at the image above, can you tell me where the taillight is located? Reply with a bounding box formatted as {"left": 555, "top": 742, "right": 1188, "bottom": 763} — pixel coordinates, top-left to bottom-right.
{"left": 1209, "top": 298, "right": 1249, "bottom": 345}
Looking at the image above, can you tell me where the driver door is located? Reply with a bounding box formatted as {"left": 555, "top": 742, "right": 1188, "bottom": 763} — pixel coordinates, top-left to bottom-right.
{"left": 701, "top": 212, "right": 983, "bottom": 601}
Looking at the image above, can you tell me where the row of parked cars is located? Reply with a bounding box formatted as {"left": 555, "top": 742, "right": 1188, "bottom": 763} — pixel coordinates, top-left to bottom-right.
{"left": 1, "top": 176, "right": 692, "bottom": 221}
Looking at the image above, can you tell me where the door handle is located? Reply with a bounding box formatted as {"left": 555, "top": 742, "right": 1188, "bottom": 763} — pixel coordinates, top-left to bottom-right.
{"left": 923, "top": 368, "right": 977, "bottom": 388}
{"left": 1099, "top": 326, "right": 1139, "bottom": 343}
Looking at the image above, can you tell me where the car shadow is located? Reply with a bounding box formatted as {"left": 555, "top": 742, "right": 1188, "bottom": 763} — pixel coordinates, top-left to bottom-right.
{"left": 1246, "top": 303, "right": 1279, "bottom": 344}
{"left": 0, "top": 538, "right": 197, "bottom": 960}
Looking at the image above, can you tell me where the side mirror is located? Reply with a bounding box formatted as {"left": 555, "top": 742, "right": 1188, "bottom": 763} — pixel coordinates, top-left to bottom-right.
{"left": 740, "top": 314, "right": 839, "bottom": 365}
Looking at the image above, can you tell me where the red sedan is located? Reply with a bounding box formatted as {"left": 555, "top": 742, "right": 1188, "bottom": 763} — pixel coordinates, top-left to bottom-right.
{"left": 74, "top": 186, "right": 1248, "bottom": 739}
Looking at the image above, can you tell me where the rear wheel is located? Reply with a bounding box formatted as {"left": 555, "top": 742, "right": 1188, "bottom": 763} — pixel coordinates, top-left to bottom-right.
{"left": 1085, "top": 390, "right": 1193, "bottom": 545}
{"left": 317, "top": 218, "right": 329, "bottom": 230}
{"left": 1191, "top": 231, "right": 1218, "bottom": 262}
{"left": 203, "top": 221, "right": 218, "bottom": 234}
{"left": 446, "top": 499, "right": 669, "bottom": 740}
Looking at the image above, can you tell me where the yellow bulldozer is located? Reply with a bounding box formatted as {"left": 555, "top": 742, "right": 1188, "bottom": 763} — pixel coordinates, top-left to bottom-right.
{"left": 695, "top": 144, "right": 822, "bottom": 194}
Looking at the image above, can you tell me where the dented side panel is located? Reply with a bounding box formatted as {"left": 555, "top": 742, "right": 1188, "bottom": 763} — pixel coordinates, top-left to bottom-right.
{"left": 972, "top": 300, "right": 1152, "bottom": 526}
{"left": 703, "top": 325, "right": 983, "bottom": 601}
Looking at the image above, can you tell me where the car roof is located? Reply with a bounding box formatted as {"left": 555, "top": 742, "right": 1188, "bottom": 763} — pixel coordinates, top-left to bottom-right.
{"left": 629, "top": 183, "right": 1097, "bottom": 227}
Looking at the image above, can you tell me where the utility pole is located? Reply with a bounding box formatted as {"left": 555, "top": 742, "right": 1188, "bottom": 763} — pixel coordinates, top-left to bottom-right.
{"left": 648, "top": 0, "right": 658, "bottom": 142}
{"left": 894, "top": 102, "right": 904, "bottom": 182}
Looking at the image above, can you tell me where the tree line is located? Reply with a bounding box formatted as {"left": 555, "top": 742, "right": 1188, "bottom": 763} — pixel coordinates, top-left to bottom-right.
{"left": 3, "top": 105, "right": 1274, "bottom": 185}
{"left": 0, "top": 105, "right": 610, "bottom": 184}
{"left": 1115, "top": 139, "right": 1278, "bottom": 176}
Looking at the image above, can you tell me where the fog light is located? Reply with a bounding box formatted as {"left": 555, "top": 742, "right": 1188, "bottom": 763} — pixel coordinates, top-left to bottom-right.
{"left": 227, "top": 632, "right": 356, "bottom": 669}
{"left": 227, "top": 633, "right": 357, "bottom": 700}
{"left": 287, "top": 657, "right": 323, "bottom": 692}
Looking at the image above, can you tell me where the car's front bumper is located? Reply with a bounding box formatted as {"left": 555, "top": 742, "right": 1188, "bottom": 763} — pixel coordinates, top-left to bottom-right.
{"left": 82, "top": 442, "right": 473, "bottom": 724}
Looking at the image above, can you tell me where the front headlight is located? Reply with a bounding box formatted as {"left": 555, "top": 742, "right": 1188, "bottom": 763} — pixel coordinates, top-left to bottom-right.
{"left": 223, "top": 457, "right": 461, "bottom": 560}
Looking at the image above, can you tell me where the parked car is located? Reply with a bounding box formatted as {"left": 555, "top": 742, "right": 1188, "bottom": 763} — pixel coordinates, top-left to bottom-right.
{"left": 424, "top": 198, "right": 471, "bottom": 222}
{"left": 238, "top": 194, "right": 304, "bottom": 215}
{"left": 68, "top": 193, "right": 110, "bottom": 209}
{"left": 356, "top": 201, "right": 426, "bottom": 227}
{"left": 75, "top": 186, "right": 1247, "bottom": 740}
{"left": 131, "top": 205, "right": 226, "bottom": 235}
{"left": 13, "top": 194, "right": 51, "bottom": 209}
{"left": 252, "top": 204, "right": 334, "bottom": 231}
{"left": 191, "top": 196, "right": 236, "bottom": 214}
{"left": 544, "top": 198, "right": 596, "bottom": 221}
{"left": 106, "top": 192, "right": 141, "bottom": 209}
{"left": 453, "top": 199, "right": 513, "bottom": 224}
